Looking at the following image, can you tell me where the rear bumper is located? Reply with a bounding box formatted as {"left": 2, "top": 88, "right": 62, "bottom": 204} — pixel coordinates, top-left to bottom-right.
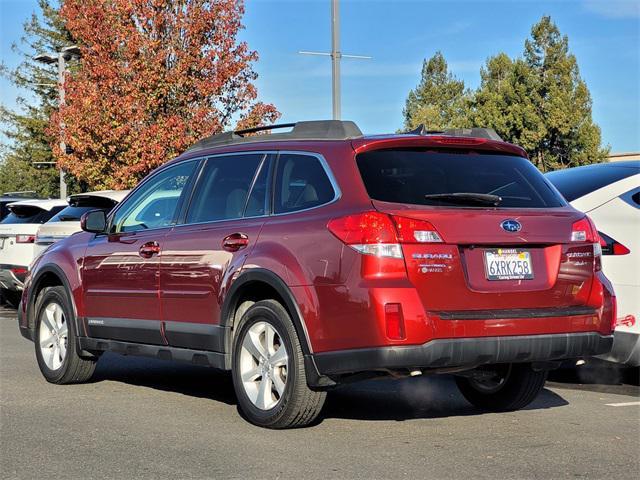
{"left": 313, "top": 332, "right": 613, "bottom": 375}
{"left": 0, "top": 265, "right": 26, "bottom": 292}
{"left": 597, "top": 330, "right": 640, "bottom": 367}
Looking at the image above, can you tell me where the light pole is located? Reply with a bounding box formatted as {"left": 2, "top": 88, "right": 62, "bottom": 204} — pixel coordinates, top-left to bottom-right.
{"left": 299, "top": 0, "right": 371, "bottom": 120}
{"left": 34, "top": 45, "right": 81, "bottom": 199}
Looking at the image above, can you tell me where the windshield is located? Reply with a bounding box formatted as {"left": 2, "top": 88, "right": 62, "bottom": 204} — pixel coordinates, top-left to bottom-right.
{"left": 356, "top": 149, "right": 565, "bottom": 208}
{"left": 0, "top": 205, "right": 65, "bottom": 225}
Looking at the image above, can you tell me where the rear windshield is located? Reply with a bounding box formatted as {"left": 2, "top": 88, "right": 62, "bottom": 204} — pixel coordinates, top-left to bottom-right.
{"left": 49, "top": 197, "right": 117, "bottom": 222}
{"left": 545, "top": 163, "right": 640, "bottom": 202}
{"left": 356, "top": 149, "right": 565, "bottom": 208}
{"left": 0, "top": 205, "right": 65, "bottom": 225}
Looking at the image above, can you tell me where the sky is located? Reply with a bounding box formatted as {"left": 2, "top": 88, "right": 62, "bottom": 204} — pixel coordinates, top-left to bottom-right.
{"left": 1, "top": 0, "right": 639, "bottom": 152}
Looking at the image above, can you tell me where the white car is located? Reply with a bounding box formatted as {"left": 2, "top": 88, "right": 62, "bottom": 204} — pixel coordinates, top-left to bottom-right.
{"left": 546, "top": 161, "right": 640, "bottom": 366}
{"left": 0, "top": 199, "right": 67, "bottom": 305}
{"left": 34, "top": 190, "right": 129, "bottom": 258}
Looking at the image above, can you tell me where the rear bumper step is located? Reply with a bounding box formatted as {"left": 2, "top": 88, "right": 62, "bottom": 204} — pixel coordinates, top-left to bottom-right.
{"left": 313, "top": 333, "right": 613, "bottom": 375}
{"left": 434, "top": 306, "right": 597, "bottom": 320}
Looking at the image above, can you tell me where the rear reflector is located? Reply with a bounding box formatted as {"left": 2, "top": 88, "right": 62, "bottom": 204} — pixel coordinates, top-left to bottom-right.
{"left": 15, "top": 235, "right": 36, "bottom": 243}
{"left": 10, "top": 267, "right": 28, "bottom": 276}
{"left": 385, "top": 303, "right": 405, "bottom": 340}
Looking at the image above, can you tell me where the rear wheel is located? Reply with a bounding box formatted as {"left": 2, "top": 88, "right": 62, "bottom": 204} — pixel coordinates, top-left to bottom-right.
{"left": 231, "top": 299, "right": 326, "bottom": 428}
{"left": 455, "top": 363, "right": 547, "bottom": 411}
{"left": 34, "top": 286, "right": 96, "bottom": 384}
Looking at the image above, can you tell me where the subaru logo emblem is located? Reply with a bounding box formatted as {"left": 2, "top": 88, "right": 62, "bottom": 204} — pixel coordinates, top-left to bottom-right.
{"left": 501, "top": 219, "right": 522, "bottom": 233}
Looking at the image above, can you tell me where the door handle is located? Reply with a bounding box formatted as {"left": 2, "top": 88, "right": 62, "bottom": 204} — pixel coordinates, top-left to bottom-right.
{"left": 222, "top": 233, "right": 249, "bottom": 252}
{"left": 139, "top": 241, "right": 161, "bottom": 258}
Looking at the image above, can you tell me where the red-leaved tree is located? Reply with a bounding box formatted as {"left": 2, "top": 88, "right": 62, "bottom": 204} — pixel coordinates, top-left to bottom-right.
{"left": 51, "top": 0, "right": 279, "bottom": 189}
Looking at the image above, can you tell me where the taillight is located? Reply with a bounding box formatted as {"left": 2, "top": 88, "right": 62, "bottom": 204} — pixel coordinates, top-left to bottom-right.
{"left": 392, "top": 216, "right": 443, "bottom": 243}
{"left": 327, "top": 211, "right": 401, "bottom": 258}
{"left": 598, "top": 231, "right": 631, "bottom": 256}
{"left": 15, "top": 235, "right": 35, "bottom": 243}
{"left": 571, "top": 216, "right": 602, "bottom": 271}
{"left": 327, "top": 212, "right": 444, "bottom": 259}
{"left": 571, "top": 217, "right": 597, "bottom": 243}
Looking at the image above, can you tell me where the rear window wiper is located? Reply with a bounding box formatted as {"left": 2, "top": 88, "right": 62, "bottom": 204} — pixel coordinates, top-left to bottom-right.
{"left": 424, "top": 193, "right": 502, "bottom": 206}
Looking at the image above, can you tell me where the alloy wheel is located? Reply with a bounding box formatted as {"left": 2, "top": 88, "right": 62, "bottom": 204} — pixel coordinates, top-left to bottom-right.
{"left": 239, "top": 321, "right": 289, "bottom": 410}
{"left": 38, "top": 302, "right": 68, "bottom": 370}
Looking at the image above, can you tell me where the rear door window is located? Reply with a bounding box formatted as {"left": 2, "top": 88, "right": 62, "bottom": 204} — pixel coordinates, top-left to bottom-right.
{"left": 273, "top": 153, "right": 336, "bottom": 214}
{"left": 185, "top": 154, "right": 265, "bottom": 224}
{"left": 357, "top": 149, "right": 564, "bottom": 208}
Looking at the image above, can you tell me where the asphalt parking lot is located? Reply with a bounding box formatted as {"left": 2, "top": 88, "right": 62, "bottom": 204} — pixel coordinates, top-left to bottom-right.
{"left": 1, "top": 306, "right": 638, "bottom": 480}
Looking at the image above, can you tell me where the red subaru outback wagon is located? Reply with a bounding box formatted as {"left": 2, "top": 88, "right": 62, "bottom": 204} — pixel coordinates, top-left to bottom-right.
{"left": 18, "top": 121, "right": 615, "bottom": 428}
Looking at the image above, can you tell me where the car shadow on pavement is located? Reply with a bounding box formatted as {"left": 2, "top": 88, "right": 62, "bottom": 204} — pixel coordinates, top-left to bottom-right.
{"left": 91, "top": 353, "right": 569, "bottom": 423}
{"left": 92, "top": 352, "right": 237, "bottom": 406}
{"left": 319, "top": 375, "right": 568, "bottom": 422}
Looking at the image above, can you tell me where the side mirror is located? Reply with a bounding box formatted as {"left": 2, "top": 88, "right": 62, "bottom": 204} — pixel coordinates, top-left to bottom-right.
{"left": 81, "top": 210, "right": 107, "bottom": 233}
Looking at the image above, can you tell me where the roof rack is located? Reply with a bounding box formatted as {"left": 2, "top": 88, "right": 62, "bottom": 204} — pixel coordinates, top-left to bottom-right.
{"left": 187, "top": 120, "right": 363, "bottom": 152}
{"left": 406, "top": 124, "right": 503, "bottom": 141}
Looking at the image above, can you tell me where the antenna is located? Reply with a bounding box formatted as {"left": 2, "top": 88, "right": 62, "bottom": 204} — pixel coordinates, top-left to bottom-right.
{"left": 299, "top": 0, "right": 372, "bottom": 120}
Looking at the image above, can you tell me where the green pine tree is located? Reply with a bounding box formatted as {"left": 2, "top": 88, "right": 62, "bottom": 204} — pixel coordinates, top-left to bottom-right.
{"left": 403, "top": 17, "right": 608, "bottom": 171}
{"left": 402, "top": 51, "right": 470, "bottom": 131}
{"left": 0, "top": 0, "right": 78, "bottom": 198}
{"left": 471, "top": 16, "right": 608, "bottom": 170}
{"left": 523, "top": 15, "right": 607, "bottom": 169}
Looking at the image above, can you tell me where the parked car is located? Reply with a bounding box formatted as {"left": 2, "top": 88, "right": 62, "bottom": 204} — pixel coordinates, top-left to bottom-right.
{"left": 18, "top": 121, "right": 616, "bottom": 428}
{"left": 1, "top": 191, "right": 39, "bottom": 221}
{"left": 34, "top": 190, "right": 130, "bottom": 259}
{"left": 546, "top": 161, "right": 639, "bottom": 366}
{"left": 0, "top": 199, "right": 67, "bottom": 306}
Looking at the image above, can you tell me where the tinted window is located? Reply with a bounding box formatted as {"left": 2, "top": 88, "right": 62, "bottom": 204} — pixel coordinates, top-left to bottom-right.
{"left": 274, "top": 154, "right": 335, "bottom": 214}
{"left": 112, "top": 161, "right": 196, "bottom": 233}
{"left": 49, "top": 196, "right": 118, "bottom": 222}
{"left": 0, "top": 205, "right": 64, "bottom": 225}
{"left": 545, "top": 163, "right": 640, "bottom": 201}
{"left": 245, "top": 157, "right": 270, "bottom": 218}
{"left": 186, "top": 154, "right": 264, "bottom": 224}
{"left": 357, "top": 150, "right": 564, "bottom": 208}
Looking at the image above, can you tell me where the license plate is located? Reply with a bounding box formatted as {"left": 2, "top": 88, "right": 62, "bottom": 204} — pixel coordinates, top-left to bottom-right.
{"left": 484, "top": 248, "right": 534, "bottom": 281}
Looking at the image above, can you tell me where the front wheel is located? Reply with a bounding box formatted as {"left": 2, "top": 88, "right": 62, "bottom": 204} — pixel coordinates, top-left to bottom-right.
{"left": 231, "top": 299, "right": 326, "bottom": 428}
{"left": 455, "top": 363, "right": 547, "bottom": 411}
{"left": 34, "top": 286, "right": 96, "bottom": 384}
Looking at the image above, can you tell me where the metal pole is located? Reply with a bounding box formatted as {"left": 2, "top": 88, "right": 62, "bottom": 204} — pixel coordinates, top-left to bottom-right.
{"left": 57, "top": 53, "right": 67, "bottom": 199}
{"left": 331, "top": 0, "right": 341, "bottom": 120}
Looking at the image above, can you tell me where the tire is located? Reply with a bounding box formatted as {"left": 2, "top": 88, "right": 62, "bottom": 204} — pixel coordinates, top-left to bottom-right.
{"left": 455, "top": 363, "right": 547, "bottom": 411}
{"left": 34, "top": 286, "right": 96, "bottom": 384}
{"left": 231, "top": 299, "right": 326, "bottom": 428}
